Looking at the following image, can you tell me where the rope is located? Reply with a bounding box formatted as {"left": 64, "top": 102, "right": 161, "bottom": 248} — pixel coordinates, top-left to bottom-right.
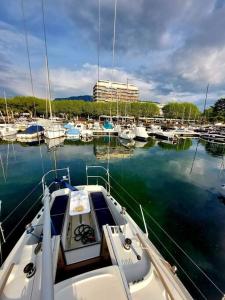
{"left": 109, "top": 174, "right": 225, "bottom": 297}
{"left": 110, "top": 186, "right": 207, "bottom": 299}
{"left": 4, "top": 193, "right": 42, "bottom": 242}
{"left": 1, "top": 181, "right": 42, "bottom": 225}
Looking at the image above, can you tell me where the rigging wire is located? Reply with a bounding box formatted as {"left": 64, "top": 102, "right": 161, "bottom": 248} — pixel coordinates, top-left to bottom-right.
{"left": 110, "top": 186, "right": 207, "bottom": 299}
{"left": 4, "top": 193, "right": 43, "bottom": 242}
{"left": 1, "top": 181, "right": 42, "bottom": 225}
{"left": 109, "top": 173, "right": 225, "bottom": 297}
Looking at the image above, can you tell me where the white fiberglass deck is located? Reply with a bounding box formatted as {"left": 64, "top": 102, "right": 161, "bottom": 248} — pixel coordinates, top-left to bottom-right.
{"left": 55, "top": 266, "right": 128, "bottom": 300}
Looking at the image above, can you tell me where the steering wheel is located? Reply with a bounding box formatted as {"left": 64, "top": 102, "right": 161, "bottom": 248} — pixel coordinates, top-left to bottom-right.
{"left": 74, "top": 224, "right": 95, "bottom": 244}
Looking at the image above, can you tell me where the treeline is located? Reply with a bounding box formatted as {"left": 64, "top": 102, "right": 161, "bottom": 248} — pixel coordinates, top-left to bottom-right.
{"left": 0, "top": 96, "right": 160, "bottom": 118}
{"left": 162, "top": 102, "right": 201, "bottom": 120}
{"left": 0, "top": 96, "right": 204, "bottom": 120}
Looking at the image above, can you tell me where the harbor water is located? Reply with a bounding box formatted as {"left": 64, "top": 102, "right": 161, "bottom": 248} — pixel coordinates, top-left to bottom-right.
{"left": 0, "top": 137, "right": 225, "bottom": 299}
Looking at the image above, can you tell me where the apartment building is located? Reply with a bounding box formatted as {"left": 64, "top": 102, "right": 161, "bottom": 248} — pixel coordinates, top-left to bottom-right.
{"left": 93, "top": 80, "right": 139, "bottom": 102}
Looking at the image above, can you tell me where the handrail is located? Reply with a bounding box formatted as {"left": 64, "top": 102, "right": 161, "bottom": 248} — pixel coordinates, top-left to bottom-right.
{"left": 41, "top": 186, "right": 54, "bottom": 300}
{"left": 41, "top": 167, "right": 70, "bottom": 192}
{"left": 86, "top": 165, "right": 110, "bottom": 194}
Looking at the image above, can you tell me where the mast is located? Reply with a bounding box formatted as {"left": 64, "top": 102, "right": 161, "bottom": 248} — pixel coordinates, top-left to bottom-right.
{"left": 202, "top": 84, "right": 209, "bottom": 124}
{"left": 41, "top": 0, "right": 52, "bottom": 120}
{"left": 4, "top": 91, "right": 9, "bottom": 124}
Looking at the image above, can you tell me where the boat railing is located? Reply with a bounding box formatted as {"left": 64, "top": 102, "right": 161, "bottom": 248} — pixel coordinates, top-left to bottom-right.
{"left": 41, "top": 167, "right": 71, "bottom": 193}
{"left": 86, "top": 165, "right": 110, "bottom": 194}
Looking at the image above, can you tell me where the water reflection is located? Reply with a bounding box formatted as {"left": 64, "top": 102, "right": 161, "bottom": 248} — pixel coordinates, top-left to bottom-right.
{"left": 94, "top": 137, "right": 134, "bottom": 160}
{"left": 158, "top": 138, "right": 192, "bottom": 151}
{"left": 200, "top": 140, "right": 225, "bottom": 157}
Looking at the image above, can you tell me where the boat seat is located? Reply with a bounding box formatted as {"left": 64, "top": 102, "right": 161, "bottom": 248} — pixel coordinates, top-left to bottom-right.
{"left": 90, "top": 192, "right": 116, "bottom": 233}
{"left": 51, "top": 195, "right": 69, "bottom": 235}
{"left": 91, "top": 192, "right": 108, "bottom": 209}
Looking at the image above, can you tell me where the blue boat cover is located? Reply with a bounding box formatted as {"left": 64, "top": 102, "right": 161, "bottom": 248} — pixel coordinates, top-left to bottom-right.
{"left": 67, "top": 128, "right": 80, "bottom": 135}
{"left": 64, "top": 123, "right": 73, "bottom": 129}
{"left": 103, "top": 120, "right": 113, "bottom": 130}
{"left": 24, "top": 125, "right": 44, "bottom": 134}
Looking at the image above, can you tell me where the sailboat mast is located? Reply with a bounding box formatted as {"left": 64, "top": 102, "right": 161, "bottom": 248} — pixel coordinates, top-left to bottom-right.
{"left": 41, "top": 0, "right": 52, "bottom": 120}
{"left": 4, "top": 90, "right": 9, "bottom": 124}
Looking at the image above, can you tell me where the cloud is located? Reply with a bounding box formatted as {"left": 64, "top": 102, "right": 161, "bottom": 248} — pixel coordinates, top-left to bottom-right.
{"left": 1, "top": 0, "right": 225, "bottom": 105}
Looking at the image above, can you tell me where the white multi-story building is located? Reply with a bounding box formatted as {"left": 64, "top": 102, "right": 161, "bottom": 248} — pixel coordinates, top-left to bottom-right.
{"left": 93, "top": 80, "right": 139, "bottom": 102}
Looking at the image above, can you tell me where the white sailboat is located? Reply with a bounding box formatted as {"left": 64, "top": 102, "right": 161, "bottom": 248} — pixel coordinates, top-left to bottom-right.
{"left": 0, "top": 166, "right": 193, "bottom": 300}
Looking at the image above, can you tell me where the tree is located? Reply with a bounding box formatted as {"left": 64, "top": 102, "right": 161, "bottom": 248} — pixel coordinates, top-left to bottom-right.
{"left": 162, "top": 102, "right": 200, "bottom": 120}
{"left": 213, "top": 98, "right": 225, "bottom": 117}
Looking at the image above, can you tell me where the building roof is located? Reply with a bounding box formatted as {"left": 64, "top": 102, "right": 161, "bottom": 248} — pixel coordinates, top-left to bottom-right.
{"left": 95, "top": 80, "right": 138, "bottom": 91}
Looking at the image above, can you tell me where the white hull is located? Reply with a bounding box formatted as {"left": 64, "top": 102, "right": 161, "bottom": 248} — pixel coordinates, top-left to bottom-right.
{"left": 0, "top": 126, "right": 17, "bottom": 138}
{"left": 16, "top": 131, "right": 43, "bottom": 141}
{"left": 119, "top": 129, "right": 136, "bottom": 140}
{"left": 134, "top": 126, "right": 148, "bottom": 141}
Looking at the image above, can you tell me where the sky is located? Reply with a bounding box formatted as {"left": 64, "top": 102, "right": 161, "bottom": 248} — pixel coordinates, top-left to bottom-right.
{"left": 1, "top": 0, "right": 225, "bottom": 108}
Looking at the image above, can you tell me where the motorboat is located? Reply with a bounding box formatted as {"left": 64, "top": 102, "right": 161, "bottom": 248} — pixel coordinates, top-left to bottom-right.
{"left": 146, "top": 125, "right": 163, "bottom": 136}
{"left": 119, "top": 129, "right": 136, "bottom": 141}
{"left": 155, "top": 131, "right": 178, "bottom": 142}
{"left": 44, "top": 124, "right": 66, "bottom": 139}
{"left": 64, "top": 123, "right": 80, "bottom": 140}
{"left": 133, "top": 126, "right": 148, "bottom": 141}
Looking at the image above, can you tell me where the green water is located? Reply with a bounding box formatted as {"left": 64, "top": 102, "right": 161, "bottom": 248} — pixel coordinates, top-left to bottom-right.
{"left": 0, "top": 137, "right": 225, "bottom": 299}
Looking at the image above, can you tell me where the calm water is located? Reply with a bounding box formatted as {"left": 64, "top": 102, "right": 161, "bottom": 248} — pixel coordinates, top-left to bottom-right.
{"left": 0, "top": 137, "right": 225, "bottom": 299}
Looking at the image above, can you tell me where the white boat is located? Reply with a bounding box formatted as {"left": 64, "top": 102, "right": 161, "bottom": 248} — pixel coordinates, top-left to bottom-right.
{"left": 172, "top": 127, "right": 199, "bottom": 138}
{"left": 64, "top": 124, "right": 80, "bottom": 140}
{"left": 0, "top": 124, "right": 17, "bottom": 139}
{"left": 155, "top": 131, "right": 178, "bottom": 142}
{"left": 119, "top": 129, "right": 136, "bottom": 141}
{"left": 0, "top": 167, "right": 192, "bottom": 300}
{"left": 44, "top": 124, "right": 66, "bottom": 139}
{"left": 146, "top": 125, "right": 163, "bottom": 136}
{"left": 133, "top": 126, "right": 148, "bottom": 141}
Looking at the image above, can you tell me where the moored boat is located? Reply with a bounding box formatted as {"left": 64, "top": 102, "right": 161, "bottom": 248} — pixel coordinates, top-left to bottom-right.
{"left": 44, "top": 124, "right": 66, "bottom": 139}
{"left": 16, "top": 125, "right": 44, "bottom": 142}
